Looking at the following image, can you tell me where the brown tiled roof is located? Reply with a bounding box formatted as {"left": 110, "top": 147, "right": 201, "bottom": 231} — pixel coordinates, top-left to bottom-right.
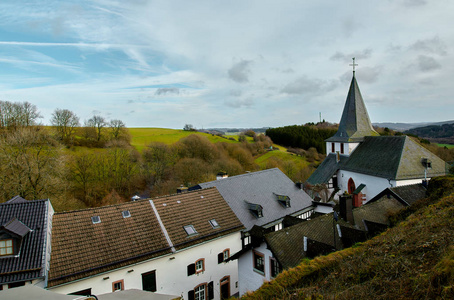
{"left": 48, "top": 200, "right": 172, "bottom": 287}
{"left": 48, "top": 187, "right": 243, "bottom": 287}
{"left": 153, "top": 187, "right": 244, "bottom": 251}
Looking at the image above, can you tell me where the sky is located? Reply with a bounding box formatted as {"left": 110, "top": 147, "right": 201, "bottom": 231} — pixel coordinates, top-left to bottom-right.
{"left": 0, "top": 0, "right": 453, "bottom": 129}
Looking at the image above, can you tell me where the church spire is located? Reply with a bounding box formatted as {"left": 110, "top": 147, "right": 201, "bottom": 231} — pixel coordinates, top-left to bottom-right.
{"left": 326, "top": 62, "right": 379, "bottom": 143}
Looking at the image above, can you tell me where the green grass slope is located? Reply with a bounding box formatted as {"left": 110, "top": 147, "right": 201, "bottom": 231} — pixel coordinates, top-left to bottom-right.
{"left": 128, "top": 128, "right": 237, "bottom": 151}
{"left": 243, "top": 176, "right": 454, "bottom": 300}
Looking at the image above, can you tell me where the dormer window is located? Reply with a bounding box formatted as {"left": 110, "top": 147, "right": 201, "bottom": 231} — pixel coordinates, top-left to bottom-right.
{"left": 184, "top": 225, "right": 198, "bottom": 236}
{"left": 91, "top": 216, "right": 101, "bottom": 224}
{"left": 0, "top": 239, "right": 13, "bottom": 256}
{"left": 422, "top": 158, "right": 432, "bottom": 169}
{"left": 209, "top": 219, "right": 220, "bottom": 229}
{"left": 246, "top": 202, "right": 263, "bottom": 218}
{"left": 275, "top": 193, "right": 291, "bottom": 208}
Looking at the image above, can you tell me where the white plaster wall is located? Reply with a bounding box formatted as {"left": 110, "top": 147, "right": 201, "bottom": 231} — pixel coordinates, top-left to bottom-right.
{"left": 49, "top": 232, "right": 242, "bottom": 300}
{"left": 325, "top": 142, "right": 359, "bottom": 155}
{"left": 337, "top": 170, "right": 391, "bottom": 202}
{"left": 238, "top": 242, "right": 275, "bottom": 296}
{"left": 395, "top": 178, "right": 427, "bottom": 187}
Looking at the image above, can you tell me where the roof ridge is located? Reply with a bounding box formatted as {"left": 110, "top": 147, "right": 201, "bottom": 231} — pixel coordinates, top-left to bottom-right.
{"left": 200, "top": 168, "right": 281, "bottom": 185}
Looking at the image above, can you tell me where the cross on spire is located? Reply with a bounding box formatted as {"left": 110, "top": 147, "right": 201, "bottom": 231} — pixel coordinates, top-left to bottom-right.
{"left": 350, "top": 57, "right": 358, "bottom": 74}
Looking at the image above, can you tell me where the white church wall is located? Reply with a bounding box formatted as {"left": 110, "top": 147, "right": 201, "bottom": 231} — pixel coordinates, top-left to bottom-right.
{"left": 395, "top": 178, "right": 427, "bottom": 187}
{"left": 337, "top": 170, "right": 391, "bottom": 202}
{"left": 49, "top": 232, "right": 242, "bottom": 300}
{"left": 325, "top": 142, "right": 360, "bottom": 155}
{"left": 238, "top": 241, "right": 274, "bottom": 296}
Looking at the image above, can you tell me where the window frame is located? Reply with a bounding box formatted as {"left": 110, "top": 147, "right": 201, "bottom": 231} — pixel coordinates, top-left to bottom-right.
{"left": 223, "top": 249, "right": 230, "bottom": 261}
{"left": 0, "top": 239, "right": 13, "bottom": 256}
{"left": 194, "top": 283, "right": 207, "bottom": 300}
{"left": 208, "top": 219, "right": 220, "bottom": 229}
{"left": 195, "top": 258, "right": 205, "bottom": 274}
{"left": 270, "top": 257, "right": 281, "bottom": 278}
{"left": 184, "top": 225, "right": 198, "bottom": 236}
{"left": 112, "top": 279, "right": 124, "bottom": 292}
{"left": 253, "top": 250, "right": 265, "bottom": 275}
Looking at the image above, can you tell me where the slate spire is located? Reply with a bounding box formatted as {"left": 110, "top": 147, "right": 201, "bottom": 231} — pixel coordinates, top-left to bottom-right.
{"left": 326, "top": 72, "right": 379, "bottom": 143}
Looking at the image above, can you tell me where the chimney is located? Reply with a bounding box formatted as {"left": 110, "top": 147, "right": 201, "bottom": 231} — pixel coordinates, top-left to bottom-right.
{"left": 216, "top": 172, "right": 228, "bottom": 180}
{"left": 177, "top": 185, "right": 188, "bottom": 194}
{"left": 339, "top": 194, "right": 354, "bottom": 224}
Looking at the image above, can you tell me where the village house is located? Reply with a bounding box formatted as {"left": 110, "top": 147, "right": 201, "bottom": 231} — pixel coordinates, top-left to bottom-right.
{"left": 0, "top": 196, "right": 54, "bottom": 291}
{"left": 307, "top": 70, "right": 447, "bottom": 205}
{"left": 190, "top": 168, "right": 315, "bottom": 295}
{"left": 47, "top": 187, "right": 244, "bottom": 300}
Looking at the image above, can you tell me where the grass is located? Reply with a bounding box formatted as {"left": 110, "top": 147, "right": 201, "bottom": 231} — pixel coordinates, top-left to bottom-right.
{"left": 242, "top": 176, "right": 454, "bottom": 299}
{"left": 255, "top": 149, "right": 307, "bottom": 169}
{"left": 438, "top": 143, "right": 454, "bottom": 149}
{"left": 128, "top": 128, "right": 237, "bottom": 151}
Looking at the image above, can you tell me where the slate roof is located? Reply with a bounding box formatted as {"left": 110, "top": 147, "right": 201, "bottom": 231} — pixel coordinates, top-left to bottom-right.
{"left": 326, "top": 75, "right": 379, "bottom": 143}
{"left": 265, "top": 196, "right": 405, "bottom": 269}
{"left": 0, "top": 198, "right": 50, "bottom": 284}
{"left": 48, "top": 187, "right": 243, "bottom": 287}
{"left": 306, "top": 153, "right": 348, "bottom": 185}
{"left": 341, "top": 136, "right": 447, "bottom": 180}
{"left": 369, "top": 183, "right": 427, "bottom": 206}
{"left": 193, "top": 168, "right": 314, "bottom": 231}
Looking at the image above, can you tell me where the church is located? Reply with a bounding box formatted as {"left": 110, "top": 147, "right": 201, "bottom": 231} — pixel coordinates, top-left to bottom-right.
{"left": 306, "top": 64, "right": 447, "bottom": 206}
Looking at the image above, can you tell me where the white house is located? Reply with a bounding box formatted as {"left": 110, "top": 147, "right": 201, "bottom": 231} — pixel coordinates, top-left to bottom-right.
{"left": 307, "top": 71, "right": 447, "bottom": 206}
{"left": 47, "top": 187, "right": 244, "bottom": 300}
{"left": 191, "top": 168, "right": 315, "bottom": 295}
{"left": 0, "top": 196, "right": 54, "bottom": 290}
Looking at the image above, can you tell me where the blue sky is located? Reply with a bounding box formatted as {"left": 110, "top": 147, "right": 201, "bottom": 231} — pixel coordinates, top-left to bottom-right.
{"left": 0, "top": 0, "right": 453, "bottom": 128}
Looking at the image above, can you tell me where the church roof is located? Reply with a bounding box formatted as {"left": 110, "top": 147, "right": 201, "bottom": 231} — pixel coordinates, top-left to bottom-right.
{"left": 306, "top": 153, "right": 348, "bottom": 185}
{"left": 326, "top": 75, "right": 379, "bottom": 142}
{"left": 341, "top": 136, "right": 447, "bottom": 180}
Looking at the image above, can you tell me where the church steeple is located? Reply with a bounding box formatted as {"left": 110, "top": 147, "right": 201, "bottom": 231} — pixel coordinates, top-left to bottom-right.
{"left": 326, "top": 60, "right": 379, "bottom": 143}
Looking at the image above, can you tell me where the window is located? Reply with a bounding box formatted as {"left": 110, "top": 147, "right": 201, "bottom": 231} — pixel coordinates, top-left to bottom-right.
{"left": 195, "top": 259, "right": 205, "bottom": 273}
{"left": 209, "top": 219, "right": 220, "bottom": 229}
{"left": 195, "top": 284, "right": 206, "bottom": 300}
{"left": 243, "top": 235, "right": 251, "bottom": 247}
{"left": 112, "top": 280, "right": 124, "bottom": 292}
{"left": 247, "top": 202, "right": 263, "bottom": 218}
{"left": 122, "top": 210, "right": 131, "bottom": 218}
{"left": 253, "top": 250, "right": 265, "bottom": 274}
{"left": 275, "top": 194, "right": 291, "bottom": 208}
{"left": 0, "top": 239, "right": 13, "bottom": 256}
{"left": 331, "top": 142, "right": 335, "bottom": 153}
{"left": 8, "top": 281, "right": 25, "bottom": 289}
{"left": 218, "top": 249, "right": 230, "bottom": 264}
{"left": 270, "top": 257, "right": 281, "bottom": 278}
{"left": 91, "top": 216, "right": 101, "bottom": 224}
{"left": 142, "top": 270, "right": 156, "bottom": 292}
{"left": 184, "top": 225, "right": 197, "bottom": 236}
{"left": 274, "top": 223, "right": 283, "bottom": 231}
{"left": 340, "top": 143, "right": 344, "bottom": 154}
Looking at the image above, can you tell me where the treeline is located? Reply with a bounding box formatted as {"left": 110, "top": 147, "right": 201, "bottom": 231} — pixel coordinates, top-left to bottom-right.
{"left": 404, "top": 123, "right": 454, "bottom": 144}
{"left": 266, "top": 123, "right": 337, "bottom": 153}
{"left": 0, "top": 101, "right": 276, "bottom": 210}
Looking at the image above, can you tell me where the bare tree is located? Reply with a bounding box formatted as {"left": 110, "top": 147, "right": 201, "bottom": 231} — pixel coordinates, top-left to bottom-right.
{"left": 0, "top": 101, "right": 41, "bottom": 130}
{"left": 85, "top": 115, "right": 106, "bottom": 141}
{"left": 51, "top": 108, "right": 80, "bottom": 143}
{"left": 143, "top": 142, "right": 176, "bottom": 185}
{"left": 109, "top": 119, "right": 128, "bottom": 140}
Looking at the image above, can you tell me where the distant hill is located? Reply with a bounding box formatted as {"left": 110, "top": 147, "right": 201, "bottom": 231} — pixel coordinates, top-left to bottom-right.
{"left": 404, "top": 123, "right": 454, "bottom": 145}
{"left": 373, "top": 120, "right": 454, "bottom": 131}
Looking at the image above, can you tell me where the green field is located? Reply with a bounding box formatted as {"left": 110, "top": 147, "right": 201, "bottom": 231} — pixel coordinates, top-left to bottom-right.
{"left": 437, "top": 143, "right": 454, "bottom": 149}
{"left": 255, "top": 148, "right": 308, "bottom": 168}
{"left": 128, "top": 128, "right": 238, "bottom": 151}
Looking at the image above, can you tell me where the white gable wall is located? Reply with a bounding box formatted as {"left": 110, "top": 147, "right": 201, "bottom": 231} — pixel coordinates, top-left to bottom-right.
{"left": 337, "top": 170, "right": 391, "bottom": 203}
{"left": 238, "top": 242, "right": 275, "bottom": 296}
{"left": 49, "top": 232, "right": 242, "bottom": 300}
{"left": 325, "top": 142, "right": 360, "bottom": 156}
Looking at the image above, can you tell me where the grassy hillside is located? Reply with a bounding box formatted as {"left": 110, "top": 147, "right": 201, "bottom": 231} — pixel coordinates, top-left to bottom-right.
{"left": 128, "top": 128, "right": 238, "bottom": 151}
{"left": 243, "top": 176, "right": 454, "bottom": 299}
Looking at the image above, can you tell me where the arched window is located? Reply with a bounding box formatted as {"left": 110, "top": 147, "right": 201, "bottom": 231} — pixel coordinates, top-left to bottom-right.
{"left": 348, "top": 178, "right": 356, "bottom": 194}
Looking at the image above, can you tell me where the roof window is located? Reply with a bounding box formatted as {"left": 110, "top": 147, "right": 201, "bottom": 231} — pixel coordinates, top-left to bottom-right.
{"left": 274, "top": 193, "right": 291, "bottom": 208}
{"left": 91, "top": 216, "right": 101, "bottom": 224}
{"left": 184, "top": 225, "right": 198, "bottom": 236}
{"left": 246, "top": 202, "right": 263, "bottom": 218}
{"left": 209, "top": 219, "right": 220, "bottom": 229}
{"left": 122, "top": 210, "right": 131, "bottom": 218}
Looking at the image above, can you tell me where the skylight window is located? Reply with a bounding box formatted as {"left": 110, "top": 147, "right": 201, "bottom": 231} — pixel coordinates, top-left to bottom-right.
{"left": 209, "top": 219, "right": 220, "bottom": 228}
{"left": 122, "top": 210, "right": 131, "bottom": 218}
{"left": 91, "top": 216, "right": 101, "bottom": 224}
{"left": 184, "top": 225, "right": 197, "bottom": 236}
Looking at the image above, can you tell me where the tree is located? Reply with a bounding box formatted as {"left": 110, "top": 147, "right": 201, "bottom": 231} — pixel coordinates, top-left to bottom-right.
{"left": 183, "top": 124, "right": 195, "bottom": 131}
{"left": 143, "top": 142, "right": 176, "bottom": 186}
{"left": 85, "top": 115, "right": 106, "bottom": 141}
{"left": 0, "top": 100, "right": 41, "bottom": 131}
{"left": 50, "top": 108, "right": 80, "bottom": 143}
{"left": 109, "top": 119, "right": 129, "bottom": 141}
{"left": 0, "top": 128, "right": 63, "bottom": 201}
